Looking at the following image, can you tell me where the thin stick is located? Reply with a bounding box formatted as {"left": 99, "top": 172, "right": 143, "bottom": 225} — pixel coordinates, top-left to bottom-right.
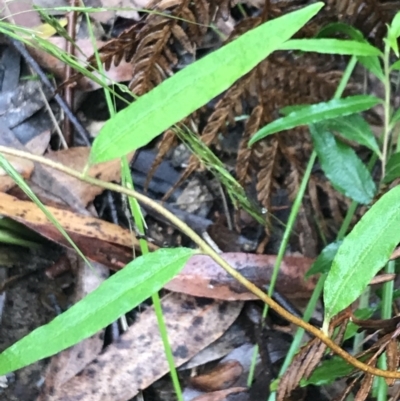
{"left": 1, "top": 145, "right": 400, "bottom": 379}
{"left": 9, "top": 38, "right": 91, "bottom": 146}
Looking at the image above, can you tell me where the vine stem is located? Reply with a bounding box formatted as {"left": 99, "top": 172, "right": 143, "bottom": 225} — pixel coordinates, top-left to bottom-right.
{"left": 1, "top": 146, "right": 400, "bottom": 379}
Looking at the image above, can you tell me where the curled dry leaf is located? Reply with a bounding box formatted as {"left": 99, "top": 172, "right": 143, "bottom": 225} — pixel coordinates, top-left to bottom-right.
{"left": 41, "top": 293, "right": 243, "bottom": 401}
{"left": 190, "top": 360, "right": 243, "bottom": 392}
{"left": 0, "top": 192, "right": 157, "bottom": 268}
{"left": 165, "top": 253, "right": 316, "bottom": 300}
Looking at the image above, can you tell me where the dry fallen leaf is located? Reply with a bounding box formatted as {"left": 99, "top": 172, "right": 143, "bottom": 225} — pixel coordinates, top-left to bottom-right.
{"left": 38, "top": 254, "right": 109, "bottom": 398}
{"left": 165, "top": 253, "right": 316, "bottom": 300}
{"left": 190, "top": 360, "right": 243, "bottom": 392}
{"left": 40, "top": 293, "right": 243, "bottom": 401}
{"left": 0, "top": 154, "right": 34, "bottom": 192}
{"left": 0, "top": 192, "right": 157, "bottom": 268}
{"left": 38, "top": 147, "right": 133, "bottom": 207}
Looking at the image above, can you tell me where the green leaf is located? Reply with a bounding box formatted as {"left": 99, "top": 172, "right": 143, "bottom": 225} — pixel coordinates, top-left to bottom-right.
{"left": 249, "top": 95, "right": 381, "bottom": 145}
{"left": 324, "top": 186, "right": 400, "bottom": 321}
{"left": 343, "top": 307, "right": 375, "bottom": 341}
{"left": 388, "top": 12, "right": 400, "bottom": 56}
{"left": 383, "top": 152, "right": 400, "bottom": 184}
{"left": 90, "top": 2, "right": 324, "bottom": 164}
{"left": 358, "top": 55, "right": 384, "bottom": 82}
{"left": 310, "top": 124, "right": 376, "bottom": 204}
{"left": 391, "top": 60, "right": 400, "bottom": 71}
{"left": 0, "top": 247, "right": 195, "bottom": 375}
{"left": 390, "top": 107, "right": 400, "bottom": 125}
{"left": 305, "top": 241, "right": 342, "bottom": 278}
{"left": 301, "top": 356, "right": 355, "bottom": 386}
{"left": 316, "top": 22, "right": 366, "bottom": 42}
{"left": 279, "top": 39, "right": 382, "bottom": 56}
{"left": 315, "top": 23, "right": 384, "bottom": 81}
{"left": 322, "top": 115, "right": 381, "bottom": 156}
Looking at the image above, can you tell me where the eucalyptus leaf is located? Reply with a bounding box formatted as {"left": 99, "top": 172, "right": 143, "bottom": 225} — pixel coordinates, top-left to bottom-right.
{"left": 305, "top": 241, "right": 342, "bottom": 278}
{"left": 383, "top": 152, "right": 400, "bottom": 184}
{"left": 249, "top": 95, "right": 381, "bottom": 145}
{"left": 324, "top": 185, "right": 400, "bottom": 321}
{"left": 0, "top": 247, "right": 195, "bottom": 375}
{"left": 279, "top": 39, "right": 381, "bottom": 56}
{"left": 90, "top": 2, "right": 324, "bottom": 164}
{"left": 310, "top": 124, "right": 376, "bottom": 204}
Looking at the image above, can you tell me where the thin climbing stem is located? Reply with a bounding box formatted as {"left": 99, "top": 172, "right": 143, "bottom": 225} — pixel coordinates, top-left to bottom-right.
{"left": 0, "top": 146, "right": 400, "bottom": 379}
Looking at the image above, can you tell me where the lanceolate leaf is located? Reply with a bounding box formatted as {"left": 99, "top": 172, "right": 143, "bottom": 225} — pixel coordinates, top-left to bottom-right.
{"left": 383, "top": 152, "right": 400, "bottom": 184}
{"left": 324, "top": 186, "right": 400, "bottom": 321}
{"left": 305, "top": 241, "right": 342, "bottom": 278}
{"left": 0, "top": 247, "right": 195, "bottom": 375}
{"left": 279, "top": 39, "right": 381, "bottom": 56}
{"left": 249, "top": 95, "right": 381, "bottom": 145}
{"left": 322, "top": 115, "right": 381, "bottom": 156}
{"left": 90, "top": 3, "right": 324, "bottom": 163}
{"left": 310, "top": 124, "right": 376, "bottom": 204}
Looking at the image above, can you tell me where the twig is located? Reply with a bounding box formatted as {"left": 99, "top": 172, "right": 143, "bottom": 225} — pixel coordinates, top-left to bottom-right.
{"left": 0, "top": 145, "right": 400, "bottom": 380}
{"left": 9, "top": 38, "right": 91, "bottom": 146}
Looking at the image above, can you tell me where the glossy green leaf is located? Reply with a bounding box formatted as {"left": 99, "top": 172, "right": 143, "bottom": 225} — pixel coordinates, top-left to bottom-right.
{"left": 383, "top": 152, "right": 400, "bottom": 184}
{"left": 279, "top": 39, "right": 381, "bottom": 56}
{"left": 249, "top": 95, "right": 381, "bottom": 145}
{"left": 324, "top": 186, "right": 400, "bottom": 321}
{"left": 310, "top": 124, "right": 376, "bottom": 204}
{"left": 90, "top": 2, "right": 324, "bottom": 164}
{"left": 0, "top": 247, "right": 195, "bottom": 375}
{"left": 322, "top": 115, "right": 381, "bottom": 156}
{"left": 305, "top": 241, "right": 342, "bottom": 278}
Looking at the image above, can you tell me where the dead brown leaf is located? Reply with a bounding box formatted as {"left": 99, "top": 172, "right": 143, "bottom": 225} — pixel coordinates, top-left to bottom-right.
{"left": 37, "top": 147, "right": 133, "bottom": 207}
{"left": 38, "top": 254, "right": 108, "bottom": 397}
{"left": 0, "top": 192, "right": 157, "bottom": 268}
{"left": 165, "top": 253, "right": 316, "bottom": 300}
{"left": 190, "top": 360, "right": 243, "bottom": 392}
{"left": 38, "top": 293, "right": 243, "bottom": 401}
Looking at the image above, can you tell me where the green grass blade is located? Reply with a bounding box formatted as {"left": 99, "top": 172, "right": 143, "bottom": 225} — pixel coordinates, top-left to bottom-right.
{"left": 0, "top": 247, "right": 195, "bottom": 375}
{"left": 90, "top": 2, "right": 324, "bottom": 164}
{"left": 279, "top": 38, "right": 382, "bottom": 56}
{"left": 310, "top": 124, "right": 376, "bottom": 204}
{"left": 249, "top": 95, "right": 381, "bottom": 145}
{"left": 324, "top": 185, "right": 400, "bottom": 321}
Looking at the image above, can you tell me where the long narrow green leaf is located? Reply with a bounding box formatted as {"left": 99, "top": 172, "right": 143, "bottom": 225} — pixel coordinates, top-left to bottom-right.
{"left": 279, "top": 38, "right": 382, "bottom": 56}
{"left": 324, "top": 186, "right": 400, "bottom": 321}
{"left": 90, "top": 2, "right": 324, "bottom": 164}
{"left": 249, "top": 95, "right": 381, "bottom": 145}
{"left": 0, "top": 247, "right": 195, "bottom": 375}
{"left": 310, "top": 124, "right": 376, "bottom": 204}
